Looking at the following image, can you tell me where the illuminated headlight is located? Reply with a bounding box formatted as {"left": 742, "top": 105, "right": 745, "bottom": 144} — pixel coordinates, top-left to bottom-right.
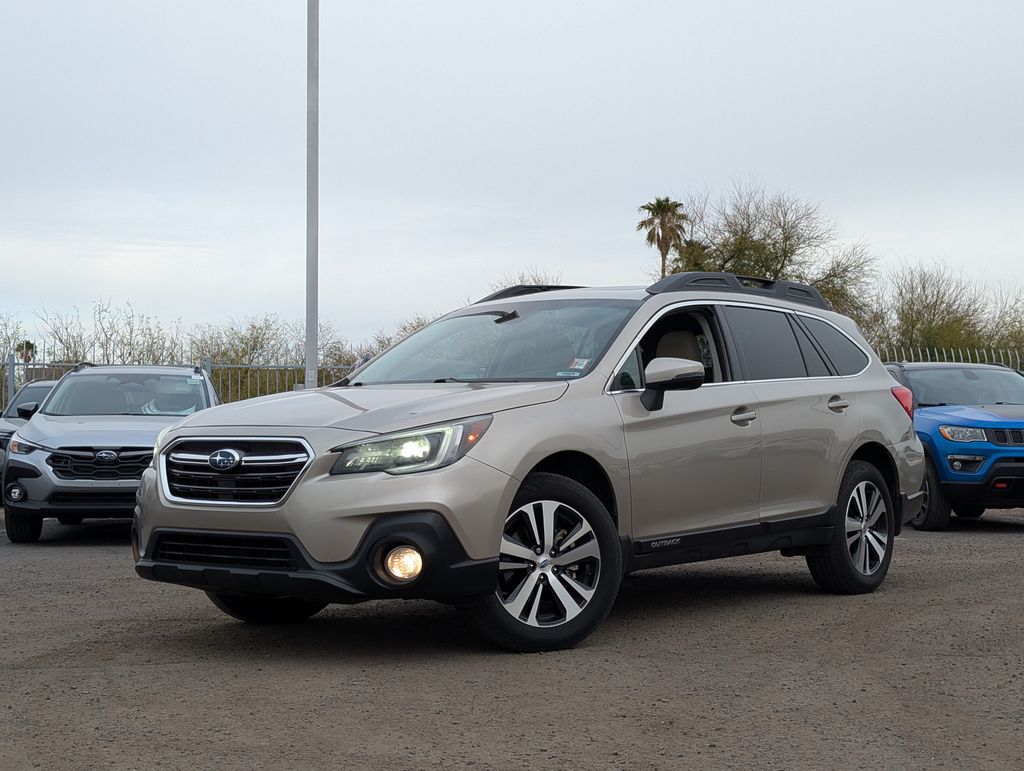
{"left": 330, "top": 416, "right": 492, "bottom": 475}
{"left": 938, "top": 426, "right": 987, "bottom": 443}
{"left": 7, "top": 435, "right": 41, "bottom": 455}
{"left": 151, "top": 426, "right": 172, "bottom": 466}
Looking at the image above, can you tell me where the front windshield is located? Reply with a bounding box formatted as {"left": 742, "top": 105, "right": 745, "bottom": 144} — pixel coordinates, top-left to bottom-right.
{"left": 905, "top": 367, "right": 1024, "bottom": 406}
{"left": 3, "top": 384, "right": 53, "bottom": 418}
{"left": 43, "top": 373, "right": 210, "bottom": 416}
{"left": 351, "top": 299, "right": 641, "bottom": 384}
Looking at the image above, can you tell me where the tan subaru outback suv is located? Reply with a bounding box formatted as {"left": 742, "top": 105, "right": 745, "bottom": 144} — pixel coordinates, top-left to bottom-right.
{"left": 135, "top": 272, "right": 925, "bottom": 651}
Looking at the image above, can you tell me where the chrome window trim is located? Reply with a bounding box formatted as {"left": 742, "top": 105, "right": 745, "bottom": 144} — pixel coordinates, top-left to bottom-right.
{"left": 159, "top": 436, "right": 315, "bottom": 508}
{"left": 604, "top": 298, "right": 872, "bottom": 395}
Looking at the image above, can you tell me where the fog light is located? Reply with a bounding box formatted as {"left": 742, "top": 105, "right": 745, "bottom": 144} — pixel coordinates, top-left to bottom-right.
{"left": 384, "top": 545, "right": 423, "bottom": 582}
{"left": 6, "top": 484, "right": 25, "bottom": 503}
{"left": 947, "top": 454, "right": 985, "bottom": 473}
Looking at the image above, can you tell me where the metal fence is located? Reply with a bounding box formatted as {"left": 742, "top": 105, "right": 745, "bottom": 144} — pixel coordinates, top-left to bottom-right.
{"left": 4, "top": 346, "right": 1023, "bottom": 411}
{"left": 1, "top": 353, "right": 353, "bottom": 411}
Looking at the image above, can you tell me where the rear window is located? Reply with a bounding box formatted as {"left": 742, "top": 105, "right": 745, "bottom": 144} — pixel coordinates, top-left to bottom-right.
{"left": 43, "top": 373, "right": 209, "bottom": 417}
{"left": 802, "top": 317, "right": 869, "bottom": 376}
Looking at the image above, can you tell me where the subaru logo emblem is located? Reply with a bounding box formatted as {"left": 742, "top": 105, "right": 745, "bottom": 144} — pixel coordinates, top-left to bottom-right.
{"left": 208, "top": 449, "right": 242, "bottom": 471}
{"left": 95, "top": 450, "right": 119, "bottom": 462}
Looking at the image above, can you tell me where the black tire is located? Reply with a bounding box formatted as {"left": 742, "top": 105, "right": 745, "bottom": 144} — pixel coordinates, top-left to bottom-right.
{"left": 458, "top": 472, "right": 622, "bottom": 652}
{"left": 4, "top": 507, "right": 43, "bottom": 543}
{"left": 806, "top": 461, "right": 895, "bottom": 594}
{"left": 205, "top": 592, "right": 327, "bottom": 624}
{"left": 913, "top": 458, "right": 952, "bottom": 531}
{"left": 57, "top": 516, "right": 83, "bottom": 526}
{"left": 953, "top": 505, "right": 985, "bottom": 519}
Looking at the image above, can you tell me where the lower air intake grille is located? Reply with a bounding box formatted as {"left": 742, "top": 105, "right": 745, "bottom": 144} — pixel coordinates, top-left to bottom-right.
{"left": 153, "top": 532, "right": 300, "bottom": 570}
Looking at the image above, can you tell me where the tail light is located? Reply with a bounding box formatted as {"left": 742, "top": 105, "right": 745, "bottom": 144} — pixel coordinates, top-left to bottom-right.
{"left": 891, "top": 386, "right": 914, "bottom": 419}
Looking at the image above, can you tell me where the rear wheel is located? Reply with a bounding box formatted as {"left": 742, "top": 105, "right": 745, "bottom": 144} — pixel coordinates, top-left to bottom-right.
{"left": 913, "top": 458, "right": 952, "bottom": 531}
{"left": 806, "top": 461, "right": 894, "bottom": 594}
{"left": 206, "top": 592, "right": 327, "bottom": 624}
{"left": 953, "top": 505, "right": 985, "bottom": 519}
{"left": 4, "top": 507, "right": 43, "bottom": 543}
{"left": 459, "top": 473, "right": 622, "bottom": 652}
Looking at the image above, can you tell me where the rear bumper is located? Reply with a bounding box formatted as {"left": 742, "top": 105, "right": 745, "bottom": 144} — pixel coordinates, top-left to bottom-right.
{"left": 134, "top": 511, "right": 498, "bottom": 604}
{"left": 938, "top": 463, "right": 1024, "bottom": 508}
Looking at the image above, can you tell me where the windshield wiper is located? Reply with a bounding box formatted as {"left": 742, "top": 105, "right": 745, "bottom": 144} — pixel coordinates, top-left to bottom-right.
{"left": 916, "top": 402, "right": 948, "bottom": 407}
{"left": 494, "top": 310, "right": 519, "bottom": 324}
{"left": 994, "top": 401, "right": 1024, "bottom": 405}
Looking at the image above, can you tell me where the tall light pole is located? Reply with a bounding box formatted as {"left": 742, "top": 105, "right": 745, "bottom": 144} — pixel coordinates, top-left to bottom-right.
{"left": 304, "top": 0, "right": 319, "bottom": 389}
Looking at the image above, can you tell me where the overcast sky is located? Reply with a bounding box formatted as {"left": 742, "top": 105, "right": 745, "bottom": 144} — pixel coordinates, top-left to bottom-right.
{"left": 2, "top": 0, "right": 1022, "bottom": 343}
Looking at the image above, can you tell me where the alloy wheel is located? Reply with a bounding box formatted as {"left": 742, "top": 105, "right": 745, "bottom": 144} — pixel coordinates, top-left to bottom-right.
{"left": 497, "top": 500, "right": 602, "bottom": 627}
{"left": 845, "top": 481, "right": 889, "bottom": 575}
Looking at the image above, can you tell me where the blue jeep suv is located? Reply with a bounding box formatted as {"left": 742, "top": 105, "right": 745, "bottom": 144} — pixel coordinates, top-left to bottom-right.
{"left": 886, "top": 362, "right": 1024, "bottom": 530}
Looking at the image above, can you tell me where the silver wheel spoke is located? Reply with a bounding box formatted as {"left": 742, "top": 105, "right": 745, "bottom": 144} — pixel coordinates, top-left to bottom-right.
{"left": 852, "top": 538, "right": 866, "bottom": 573}
{"left": 553, "top": 538, "right": 600, "bottom": 567}
{"left": 866, "top": 530, "right": 887, "bottom": 559}
{"left": 556, "top": 520, "right": 592, "bottom": 552}
{"left": 866, "top": 491, "right": 885, "bottom": 527}
{"left": 540, "top": 501, "right": 558, "bottom": 552}
{"left": 845, "top": 516, "right": 862, "bottom": 535}
{"left": 525, "top": 582, "right": 545, "bottom": 626}
{"left": 547, "top": 572, "right": 586, "bottom": 622}
{"left": 500, "top": 537, "right": 537, "bottom": 563}
{"left": 499, "top": 561, "right": 531, "bottom": 571}
{"left": 855, "top": 482, "right": 869, "bottom": 520}
{"left": 524, "top": 505, "right": 541, "bottom": 547}
{"left": 861, "top": 535, "right": 871, "bottom": 573}
{"left": 558, "top": 571, "right": 596, "bottom": 602}
{"left": 501, "top": 571, "right": 540, "bottom": 619}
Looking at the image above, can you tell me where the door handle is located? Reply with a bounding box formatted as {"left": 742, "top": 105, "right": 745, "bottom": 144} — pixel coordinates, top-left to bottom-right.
{"left": 828, "top": 396, "right": 851, "bottom": 413}
{"left": 730, "top": 408, "right": 758, "bottom": 425}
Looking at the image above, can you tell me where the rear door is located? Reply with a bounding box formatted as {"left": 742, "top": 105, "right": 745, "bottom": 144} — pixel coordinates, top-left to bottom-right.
{"left": 722, "top": 304, "right": 863, "bottom": 522}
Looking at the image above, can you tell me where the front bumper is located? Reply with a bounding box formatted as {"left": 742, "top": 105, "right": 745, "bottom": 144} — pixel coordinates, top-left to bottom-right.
{"left": 938, "top": 462, "right": 1024, "bottom": 508}
{"left": 2, "top": 458, "right": 139, "bottom": 517}
{"left": 135, "top": 512, "right": 498, "bottom": 603}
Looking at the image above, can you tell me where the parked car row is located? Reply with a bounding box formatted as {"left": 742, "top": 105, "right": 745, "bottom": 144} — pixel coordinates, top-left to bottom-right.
{"left": 3, "top": 272, "right": 1022, "bottom": 651}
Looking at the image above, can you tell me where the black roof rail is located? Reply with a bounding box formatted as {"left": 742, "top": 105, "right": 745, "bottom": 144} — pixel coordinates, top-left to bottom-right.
{"left": 71, "top": 361, "right": 96, "bottom": 373}
{"left": 646, "top": 271, "right": 830, "bottom": 310}
{"left": 474, "top": 285, "right": 585, "bottom": 304}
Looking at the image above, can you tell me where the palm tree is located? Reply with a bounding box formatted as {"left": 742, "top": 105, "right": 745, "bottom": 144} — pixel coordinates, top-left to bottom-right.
{"left": 637, "top": 197, "right": 689, "bottom": 278}
{"left": 15, "top": 340, "right": 35, "bottom": 363}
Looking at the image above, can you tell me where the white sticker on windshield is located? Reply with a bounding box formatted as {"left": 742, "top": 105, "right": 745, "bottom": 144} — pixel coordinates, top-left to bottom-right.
{"left": 557, "top": 371, "right": 583, "bottom": 378}
{"left": 570, "top": 358, "right": 590, "bottom": 369}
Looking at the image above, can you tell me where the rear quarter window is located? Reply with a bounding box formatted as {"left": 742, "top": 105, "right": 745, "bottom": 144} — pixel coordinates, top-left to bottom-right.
{"left": 802, "top": 317, "right": 869, "bottom": 376}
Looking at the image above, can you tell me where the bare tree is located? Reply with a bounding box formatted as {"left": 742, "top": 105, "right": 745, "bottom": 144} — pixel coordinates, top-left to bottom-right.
{"left": 490, "top": 267, "right": 564, "bottom": 291}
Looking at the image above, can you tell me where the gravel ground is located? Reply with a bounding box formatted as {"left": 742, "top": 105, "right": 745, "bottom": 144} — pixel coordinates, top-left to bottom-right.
{"left": 1, "top": 511, "right": 1023, "bottom": 770}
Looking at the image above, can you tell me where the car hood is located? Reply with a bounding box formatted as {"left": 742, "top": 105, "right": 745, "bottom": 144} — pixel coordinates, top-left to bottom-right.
{"left": 14, "top": 413, "right": 185, "bottom": 449}
{"left": 916, "top": 404, "right": 1024, "bottom": 425}
{"left": 0, "top": 416, "right": 24, "bottom": 434}
{"left": 171, "top": 381, "right": 571, "bottom": 435}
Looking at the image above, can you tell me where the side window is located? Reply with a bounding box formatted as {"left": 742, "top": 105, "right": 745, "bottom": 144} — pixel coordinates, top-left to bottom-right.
{"left": 802, "top": 317, "right": 869, "bottom": 376}
{"left": 724, "top": 306, "right": 807, "bottom": 380}
{"left": 790, "top": 318, "right": 831, "bottom": 377}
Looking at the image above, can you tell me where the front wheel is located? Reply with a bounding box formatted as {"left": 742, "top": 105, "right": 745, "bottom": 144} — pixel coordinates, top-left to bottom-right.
{"left": 913, "top": 458, "right": 952, "bottom": 531}
{"left": 4, "top": 507, "right": 43, "bottom": 543}
{"left": 459, "top": 473, "right": 622, "bottom": 652}
{"left": 806, "top": 461, "right": 895, "bottom": 594}
{"left": 206, "top": 592, "right": 327, "bottom": 624}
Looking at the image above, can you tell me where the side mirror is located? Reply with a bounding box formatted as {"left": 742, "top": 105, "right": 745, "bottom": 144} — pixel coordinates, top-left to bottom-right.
{"left": 16, "top": 402, "right": 39, "bottom": 420}
{"left": 640, "top": 358, "right": 704, "bottom": 411}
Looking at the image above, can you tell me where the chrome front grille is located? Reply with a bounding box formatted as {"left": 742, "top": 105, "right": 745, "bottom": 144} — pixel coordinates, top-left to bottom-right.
{"left": 47, "top": 447, "right": 152, "bottom": 480}
{"left": 163, "top": 438, "right": 312, "bottom": 505}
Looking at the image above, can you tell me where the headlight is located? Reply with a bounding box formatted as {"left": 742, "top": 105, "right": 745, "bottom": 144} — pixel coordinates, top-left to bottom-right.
{"left": 7, "top": 435, "right": 41, "bottom": 455}
{"left": 152, "top": 426, "right": 172, "bottom": 466}
{"left": 938, "top": 426, "right": 987, "bottom": 443}
{"left": 330, "top": 416, "right": 492, "bottom": 475}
